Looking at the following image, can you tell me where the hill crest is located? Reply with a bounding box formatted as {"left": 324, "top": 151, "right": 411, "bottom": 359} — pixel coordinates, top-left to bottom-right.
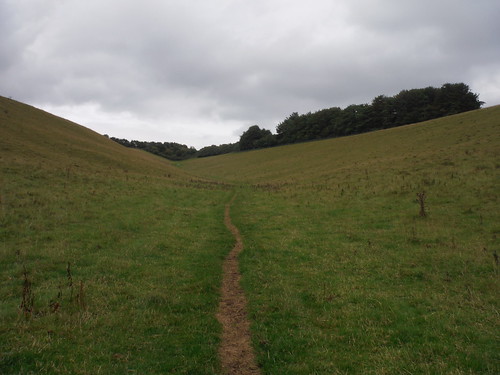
{"left": 0, "top": 96, "right": 184, "bottom": 179}
{"left": 181, "top": 105, "right": 500, "bottom": 184}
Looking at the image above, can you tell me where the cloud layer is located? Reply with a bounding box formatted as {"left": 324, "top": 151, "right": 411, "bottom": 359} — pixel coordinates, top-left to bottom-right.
{"left": 2, "top": 0, "right": 499, "bottom": 147}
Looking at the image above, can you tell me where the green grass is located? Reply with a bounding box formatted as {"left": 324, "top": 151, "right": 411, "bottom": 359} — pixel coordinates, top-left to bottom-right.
{"left": 1, "top": 179, "right": 233, "bottom": 374}
{"left": 231, "top": 188, "right": 498, "bottom": 374}
{"left": 183, "top": 106, "right": 500, "bottom": 374}
{"left": 1, "top": 97, "right": 233, "bottom": 374}
{"left": 2, "top": 95, "right": 499, "bottom": 374}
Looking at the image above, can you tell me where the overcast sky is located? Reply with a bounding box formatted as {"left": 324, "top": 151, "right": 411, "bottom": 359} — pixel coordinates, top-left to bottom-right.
{"left": 1, "top": 0, "right": 499, "bottom": 148}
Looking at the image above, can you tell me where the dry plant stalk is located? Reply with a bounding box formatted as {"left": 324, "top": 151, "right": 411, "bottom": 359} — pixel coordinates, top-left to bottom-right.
{"left": 416, "top": 191, "right": 427, "bottom": 217}
{"left": 77, "top": 280, "right": 86, "bottom": 310}
{"left": 67, "top": 262, "right": 74, "bottom": 301}
{"left": 20, "top": 266, "right": 34, "bottom": 317}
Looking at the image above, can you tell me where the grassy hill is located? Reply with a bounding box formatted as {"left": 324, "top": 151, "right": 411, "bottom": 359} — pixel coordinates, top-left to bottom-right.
{"left": 1, "top": 95, "right": 499, "bottom": 374}
{"left": 0, "top": 96, "right": 189, "bottom": 178}
{"left": 181, "top": 106, "right": 500, "bottom": 185}
{"left": 182, "top": 106, "right": 500, "bottom": 374}
{"left": 0, "top": 96, "right": 233, "bottom": 374}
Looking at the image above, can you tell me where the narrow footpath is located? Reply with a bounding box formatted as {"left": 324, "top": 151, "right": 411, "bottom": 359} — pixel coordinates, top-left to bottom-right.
{"left": 216, "top": 198, "right": 261, "bottom": 375}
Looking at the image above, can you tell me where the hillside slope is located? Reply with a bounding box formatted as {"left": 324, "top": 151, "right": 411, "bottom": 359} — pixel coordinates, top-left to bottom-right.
{"left": 183, "top": 105, "right": 499, "bottom": 373}
{"left": 0, "top": 96, "right": 184, "bottom": 179}
{"left": 2, "top": 96, "right": 499, "bottom": 374}
{"left": 0, "top": 97, "right": 232, "bottom": 374}
{"left": 182, "top": 106, "right": 500, "bottom": 184}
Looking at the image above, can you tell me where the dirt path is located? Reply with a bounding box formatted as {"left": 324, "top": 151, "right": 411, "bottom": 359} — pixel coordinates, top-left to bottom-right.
{"left": 216, "top": 198, "right": 261, "bottom": 375}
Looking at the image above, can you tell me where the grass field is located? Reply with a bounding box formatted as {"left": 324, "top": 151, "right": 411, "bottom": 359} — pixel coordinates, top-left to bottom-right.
{"left": 183, "top": 106, "right": 500, "bottom": 374}
{"left": 1, "top": 95, "right": 499, "bottom": 374}
{"left": 0, "top": 97, "right": 234, "bottom": 374}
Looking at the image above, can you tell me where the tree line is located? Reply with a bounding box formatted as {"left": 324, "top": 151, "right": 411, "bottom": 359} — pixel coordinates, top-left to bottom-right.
{"left": 107, "top": 138, "right": 197, "bottom": 161}
{"left": 109, "top": 83, "right": 482, "bottom": 159}
{"left": 240, "top": 83, "right": 483, "bottom": 150}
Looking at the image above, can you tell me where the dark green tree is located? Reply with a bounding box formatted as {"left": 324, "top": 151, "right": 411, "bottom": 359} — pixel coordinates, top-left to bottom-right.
{"left": 366, "top": 95, "right": 395, "bottom": 130}
{"left": 197, "top": 143, "right": 239, "bottom": 158}
{"left": 340, "top": 104, "right": 370, "bottom": 135}
{"left": 239, "top": 125, "right": 275, "bottom": 150}
{"left": 434, "top": 83, "right": 483, "bottom": 116}
{"left": 276, "top": 112, "right": 309, "bottom": 144}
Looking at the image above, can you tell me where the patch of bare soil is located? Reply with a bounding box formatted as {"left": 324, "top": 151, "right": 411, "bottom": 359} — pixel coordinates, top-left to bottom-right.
{"left": 216, "top": 200, "right": 261, "bottom": 375}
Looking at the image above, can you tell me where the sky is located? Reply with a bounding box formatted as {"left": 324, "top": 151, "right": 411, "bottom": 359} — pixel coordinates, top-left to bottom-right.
{"left": 1, "top": 0, "right": 499, "bottom": 149}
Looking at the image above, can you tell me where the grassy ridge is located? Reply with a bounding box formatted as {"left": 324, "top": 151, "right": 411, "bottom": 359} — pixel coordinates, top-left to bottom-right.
{"left": 182, "top": 106, "right": 499, "bottom": 185}
{"left": 184, "top": 107, "right": 500, "bottom": 374}
{"left": 1, "top": 97, "right": 233, "bottom": 374}
{"left": 0, "top": 96, "right": 189, "bottom": 178}
{"left": 2, "top": 95, "right": 499, "bottom": 374}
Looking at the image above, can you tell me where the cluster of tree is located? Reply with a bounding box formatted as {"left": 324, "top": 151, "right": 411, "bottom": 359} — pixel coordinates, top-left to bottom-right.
{"left": 108, "top": 137, "right": 239, "bottom": 160}
{"left": 272, "top": 83, "right": 483, "bottom": 145}
{"left": 239, "top": 125, "right": 277, "bottom": 150}
{"left": 197, "top": 143, "right": 239, "bottom": 158}
{"left": 109, "top": 83, "right": 482, "bottom": 160}
{"left": 109, "top": 138, "right": 197, "bottom": 161}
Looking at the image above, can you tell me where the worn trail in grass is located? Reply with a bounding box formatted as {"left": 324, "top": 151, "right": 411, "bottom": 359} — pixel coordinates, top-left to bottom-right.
{"left": 1, "top": 96, "right": 237, "bottom": 374}
{"left": 2, "top": 96, "right": 499, "bottom": 374}
{"left": 217, "top": 197, "right": 261, "bottom": 375}
{"left": 184, "top": 106, "right": 500, "bottom": 374}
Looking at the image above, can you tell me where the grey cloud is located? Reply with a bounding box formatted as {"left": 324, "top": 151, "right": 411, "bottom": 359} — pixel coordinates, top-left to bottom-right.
{"left": 1, "top": 0, "right": 499, "bottom": 148}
